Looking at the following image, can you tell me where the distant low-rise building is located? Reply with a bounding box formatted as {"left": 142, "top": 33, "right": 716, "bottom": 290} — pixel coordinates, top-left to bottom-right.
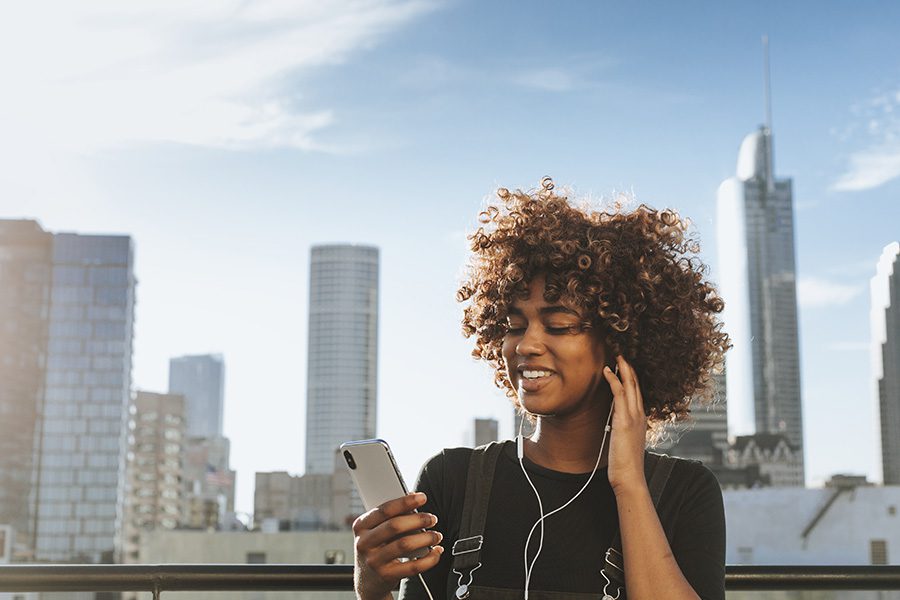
{"left": 182, "top": 435, "right": 236, "bottom": 530}
{"left": 473, "top": 418, "right": 499, "bottom": 447}
{"left": 254, "top": 465, "right": 354, "bottom": 531}
{"left": 138, "top": 528, "right": 354, "bottom": 600}
{"left": 727, "top": 433, "right": 803, "bottom": 488}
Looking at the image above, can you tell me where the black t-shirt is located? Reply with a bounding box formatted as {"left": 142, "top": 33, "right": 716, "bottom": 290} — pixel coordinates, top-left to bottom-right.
{"left": 399, "top": 441, "right": 725, "bottom": 600}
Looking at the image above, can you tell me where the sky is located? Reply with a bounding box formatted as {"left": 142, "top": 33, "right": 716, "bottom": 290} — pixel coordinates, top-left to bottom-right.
{"left": 2, "top": 1, "right": 899, "bottom": 516}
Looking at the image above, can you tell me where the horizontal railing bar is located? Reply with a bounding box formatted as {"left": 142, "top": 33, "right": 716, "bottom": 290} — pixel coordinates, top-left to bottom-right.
{"left": 1, "top": 564, "right": 900, "bottom": 592}
{"left": 0, "top": 564, "right": 353, "bottom": 592}
{"left": 726, "top": 565, "right": 900, "bottom": 590}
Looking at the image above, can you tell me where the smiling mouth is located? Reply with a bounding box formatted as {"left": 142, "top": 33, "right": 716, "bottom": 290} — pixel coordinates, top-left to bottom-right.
{"left": 521, "top": 369, "right": 553, "bottom": 379}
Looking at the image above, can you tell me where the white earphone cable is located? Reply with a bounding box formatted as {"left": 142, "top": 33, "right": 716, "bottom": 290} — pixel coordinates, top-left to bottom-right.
{"left": 518, "top": 404, "right": 615, "bottom": 600}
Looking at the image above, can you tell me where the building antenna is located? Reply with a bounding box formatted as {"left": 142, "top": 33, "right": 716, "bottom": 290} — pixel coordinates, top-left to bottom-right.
{"left": 762, "top": 34, "right": 775, "bottom": 191}
{"left": 763, "top": 34, "right": 773, "bottom": 133}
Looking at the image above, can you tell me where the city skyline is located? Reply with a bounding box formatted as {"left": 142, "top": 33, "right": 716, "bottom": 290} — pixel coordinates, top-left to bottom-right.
{"left": 1, "top": 2, "right": 898, "bottom": 514}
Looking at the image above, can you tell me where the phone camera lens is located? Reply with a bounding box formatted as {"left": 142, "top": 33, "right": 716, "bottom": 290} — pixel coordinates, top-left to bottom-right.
{"left": 343, "top": 450, "right": 357, "bottom": 470}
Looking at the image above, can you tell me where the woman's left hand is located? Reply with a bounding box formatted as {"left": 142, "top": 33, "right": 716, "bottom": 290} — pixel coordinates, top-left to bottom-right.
{"left": 602, "top": 355, "right": 649, "bottom": 495}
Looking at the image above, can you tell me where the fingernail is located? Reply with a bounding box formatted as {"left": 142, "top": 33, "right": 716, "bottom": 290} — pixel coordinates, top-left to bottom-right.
{"left": 436, "top": 545, "right": 445, "bottom": 554}
{"left": 430, "top": 513, "right": 438, "bottom": 526}
{"left": 603, "top": 366, "right": 611, "bottom": 372}
{"left": 414, "top": 492, "right": 426, "bottom": 501}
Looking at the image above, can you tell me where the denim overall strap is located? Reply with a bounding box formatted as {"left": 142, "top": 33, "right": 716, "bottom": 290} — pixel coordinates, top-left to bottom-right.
{"left": 602, "top": 452, "right": 676, "bottom": 594}
{"left": 450, "top": 440, "right": 505, "bottom": 598}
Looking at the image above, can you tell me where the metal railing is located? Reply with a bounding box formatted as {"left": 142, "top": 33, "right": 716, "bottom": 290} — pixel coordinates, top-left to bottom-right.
{"left": 2, "top": 564, "right": 900, "bottom": 597}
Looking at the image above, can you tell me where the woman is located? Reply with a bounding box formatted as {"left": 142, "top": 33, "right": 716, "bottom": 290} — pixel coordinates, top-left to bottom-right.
{"left": 354, "top": 178, "right": 730, "bottom": 600}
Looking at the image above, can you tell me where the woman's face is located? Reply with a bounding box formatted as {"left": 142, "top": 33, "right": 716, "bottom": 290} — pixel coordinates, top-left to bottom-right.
{"left": 501, "top": 274, "right": 610, "bottom": 419}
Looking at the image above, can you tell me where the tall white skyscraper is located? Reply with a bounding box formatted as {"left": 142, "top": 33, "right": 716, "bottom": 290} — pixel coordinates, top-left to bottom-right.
{"left": 35, "top": 232, "right": 136, "bottom": 561}
{"left": 872, "top": 242, "right": 900, "bottom": 484}
{"left": 305, "top": 244, "right": 378, "bottom": 475}
{"left": 168, "top": 354, "right": 225, "bottom": 438}
{"left": 716, "top": 124, "right": 804, "bottom": 480}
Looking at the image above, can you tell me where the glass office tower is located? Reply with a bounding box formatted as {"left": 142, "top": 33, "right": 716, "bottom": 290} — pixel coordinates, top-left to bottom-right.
{"left": 34, "top": 233, "right": 135, "bottom": 561}
{"left": 717, "top": 126, "right": 804, "bottom": 482}
{"left": 305, "top": 245, "right": 379, "bottom": 475}
{"left": 872, "top": 242, "right": 900, "bottom": 484}
{"left": 168, "top": 354, "right": 225, "bottom": 438}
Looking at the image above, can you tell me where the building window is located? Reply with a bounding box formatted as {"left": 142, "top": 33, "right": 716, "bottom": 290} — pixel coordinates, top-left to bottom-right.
{"left": 870, "top": 540, "right": 888, "bottom": 565}
{"left": 889, "top": 505, "right": 897, "bottom": 516}
{"left": 246, "top": 552, "right": 266, "bottom": 564}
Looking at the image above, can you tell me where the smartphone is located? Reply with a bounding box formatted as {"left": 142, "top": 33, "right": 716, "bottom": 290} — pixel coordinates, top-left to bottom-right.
{"left": 340, "top": 438, "right": 429, "bottom": 559}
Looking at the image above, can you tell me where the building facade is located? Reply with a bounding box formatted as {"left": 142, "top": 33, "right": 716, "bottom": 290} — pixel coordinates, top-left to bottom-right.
{"left": 181, "top": 435, "right": 236, "bottom": 530}
{"left": 473, "top": 418, "right": 499, "bottom": 447}
{"left": 122, "top": 391, "right": 185, "bottom": 562}
{"left": 34, "top": 233, "right": 136, "bottom": 561}
{"left": 0, "top": 221, "right": 52, "bottom": 545}
{"left": 654, "top": 371, "right": 728, "bottom": 467}
{"left": 305, "top": 245, "right": 379, "bottom": 475}
{"left": 717, "top": 126, "right": 805, "bottom": 483}
{"left": 168, "top": 354, "right": 225, "bottom": 438}
{"left": 873, "top": 242, "right": 900, "bottom": 484}
{"left": 254, "top": 465, "right": 354, "bottom": 532}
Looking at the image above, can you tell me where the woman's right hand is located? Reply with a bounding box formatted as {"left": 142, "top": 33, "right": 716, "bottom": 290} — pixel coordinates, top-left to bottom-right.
{"left": 353, "top": 492, "right": 444, "bottom": 600}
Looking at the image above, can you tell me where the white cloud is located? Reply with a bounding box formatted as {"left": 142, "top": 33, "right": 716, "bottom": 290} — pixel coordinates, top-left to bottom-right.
{"left": 0, "top": 1, "right": 436, "bottom": 154}
{"left": 797, "top": 277, "right": 864, "bottom": 308}
{"left": 832, "top": 145, "right": 900, "bottom": 191}
{"left": 832, "top": 84, "right": 900, "bottom": 191}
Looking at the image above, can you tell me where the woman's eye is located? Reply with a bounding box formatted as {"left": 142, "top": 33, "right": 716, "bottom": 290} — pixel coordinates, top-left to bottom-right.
{"left": 505, "top": 325, "right": 526, "bottom": 335}
{"left": 546, "top": 325, "right": 576, "bottom": 335}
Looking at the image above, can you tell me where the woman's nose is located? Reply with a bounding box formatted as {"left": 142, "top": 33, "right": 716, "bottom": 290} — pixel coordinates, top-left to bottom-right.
{"left": 516, "top": 325, "right": 546, "bottom": 355}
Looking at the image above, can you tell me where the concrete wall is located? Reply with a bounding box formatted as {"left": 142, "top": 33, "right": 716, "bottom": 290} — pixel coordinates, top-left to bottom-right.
{"left": 136, "top": 529, "right": 355, "bottom": 600}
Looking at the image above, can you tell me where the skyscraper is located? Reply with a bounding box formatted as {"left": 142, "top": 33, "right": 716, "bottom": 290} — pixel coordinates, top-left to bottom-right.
{"left": 168, "top": 354, "right": 225, "bottom": 438}
{"left": 716, "top": 124, "right": 805, "bottom": 482}
{"left": 35, "top": 232, "right": 136, "bottom": 561}
{"left": 305, "top": 244, "right": 379, "bottom": 475}
{"left": 0, "top": 221, "right": 52, "bottom": 541}
{"left": 872, "top": 242, "right": 900, "bottom": 484}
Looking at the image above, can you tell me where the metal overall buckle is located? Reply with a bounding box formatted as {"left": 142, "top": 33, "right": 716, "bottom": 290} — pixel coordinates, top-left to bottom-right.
{"left": 451, "top": 536, "right": 483, "bottom": 599}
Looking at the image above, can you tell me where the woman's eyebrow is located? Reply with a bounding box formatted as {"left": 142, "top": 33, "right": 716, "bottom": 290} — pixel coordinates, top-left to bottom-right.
{"left": 506, "top": 306, "right": 580, "bottom": 317}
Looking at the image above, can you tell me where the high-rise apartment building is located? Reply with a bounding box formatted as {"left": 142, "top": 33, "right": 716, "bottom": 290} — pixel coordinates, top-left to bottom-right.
{"left": 717, "top": 125, "right": 805, "bottom": 483}
{"left": 122, "top": 391, "right": 185, "bottom": 562}
{"left": 0, "top": 221, "right": 52, "bottom": 542}
{"left": 34, "top": 232, "right": 136, "bottom": 561}
{"left": 305, "top": 245, "right": 379, "bottom": 475}
{"left": 168, "top": 354, "right": 225, "bottom": 438}
{"left": 872, "top": 242, "right": 900, "bottom": 484}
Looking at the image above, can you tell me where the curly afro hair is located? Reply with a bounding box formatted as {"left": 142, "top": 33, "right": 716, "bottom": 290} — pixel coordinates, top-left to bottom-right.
{"left": 456, "top": 178, "right": 730, "bottom": 438}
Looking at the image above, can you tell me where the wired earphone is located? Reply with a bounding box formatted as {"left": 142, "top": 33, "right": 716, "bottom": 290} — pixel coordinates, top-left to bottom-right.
{"left": 516, "top": 362, "right": 617, "bottom": 600}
